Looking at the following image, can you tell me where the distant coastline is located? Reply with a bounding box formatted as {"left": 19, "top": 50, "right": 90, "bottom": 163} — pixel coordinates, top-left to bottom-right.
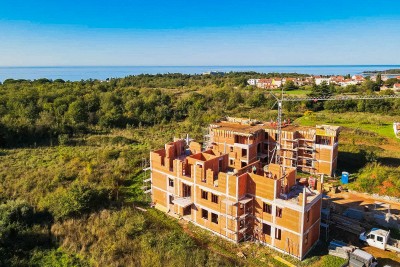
{"left": 1, "top": 65, "right": 400, "bottom": 82}
{"left": 362, "top": 68, "right": 400, "bottom": 75}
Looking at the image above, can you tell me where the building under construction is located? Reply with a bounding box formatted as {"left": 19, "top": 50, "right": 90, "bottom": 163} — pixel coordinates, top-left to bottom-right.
{"left": 149, "top": 117, "right": 341, "bottom": 260}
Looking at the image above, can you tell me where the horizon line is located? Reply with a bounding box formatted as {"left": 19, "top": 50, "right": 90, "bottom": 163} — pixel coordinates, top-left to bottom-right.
{"left": 1, "top": 64, "right": 400, "bottom": 68}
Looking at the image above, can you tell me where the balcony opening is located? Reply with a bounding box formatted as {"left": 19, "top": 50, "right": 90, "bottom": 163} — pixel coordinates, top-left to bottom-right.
{"left": 201, "top": 209, "right": 208, "bottom": 220}
{"left": 276, "top": 207, "right": 282, "bottom": 218}
{"left": 168, "top": 178, "right": 174, "bottom": 187}
{"left": 211, "top": 193, "right": 218, "bottom": 204}
{"left": 275, "top": 228, "right": 282, "bottom": 240}
{"left": 201, "top": 189, "right": 208, "bottom": 200}
{"left": 242, "top": 148, "right": 247, "bottom": 157}
{"left": 183, "top": 205, "right": 191, "bottom": 216}
{"left": 316, "top": 135, "right": 331, "bottom": 145}
{"left": 263, "top": 203, "right": 272, "bottom": 214}
{"left": 211, "top": 213, "right": 218, "bottom": 224}
{"left": 262, "top": 223, "right": 271, "bottom": 236}
{"left": 182, "top": 184, "right": 191, "bottom": 198}
{"left": 306, "top": 159, "right": 312, "bottom": 167}
{"left": 169, "top": 195, "right": 174, "bottom": 205}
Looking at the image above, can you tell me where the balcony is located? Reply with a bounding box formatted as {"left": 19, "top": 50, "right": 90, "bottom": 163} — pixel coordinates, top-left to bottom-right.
{"left": 172, "top": 197, "right": 193, "bottom": 208}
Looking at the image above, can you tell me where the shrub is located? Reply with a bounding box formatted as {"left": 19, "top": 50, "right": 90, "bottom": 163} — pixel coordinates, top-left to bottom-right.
{"left": 40, "top": 184, "right": 109, "bottom": 220}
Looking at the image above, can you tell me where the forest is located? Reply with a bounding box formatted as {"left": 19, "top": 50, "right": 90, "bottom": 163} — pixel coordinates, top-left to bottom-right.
{"left": 0, "top": 72, "right": 399, "bottom": 266}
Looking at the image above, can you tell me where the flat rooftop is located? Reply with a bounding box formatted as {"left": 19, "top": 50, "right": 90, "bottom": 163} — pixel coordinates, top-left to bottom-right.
{"left": 210, "top": 117, "right": 341, "bottom": 136}
{"left": 210, "top": 121, "right": 265, "bottom": 136}
{"left": 210, "top": 118, "right": 316, "bottom": 135}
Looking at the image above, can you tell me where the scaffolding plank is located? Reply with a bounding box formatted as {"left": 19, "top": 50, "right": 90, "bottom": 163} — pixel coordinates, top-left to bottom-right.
{"left": 143, "top": 167, "right": 151, "bottom": 171}
{"left": 238, "top": 197, "right": 252, "bottom": 204}
{"left": 238, "top": 227, "right": 248, "bottom": 234}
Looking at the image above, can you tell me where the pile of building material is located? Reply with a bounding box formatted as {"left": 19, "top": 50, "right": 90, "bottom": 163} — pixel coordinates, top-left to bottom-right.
{"left": 328, "top": 240, "right": 357, "bottom": 259}
{"left": 331, "top": 213, "right": 366, "bottom": 235}
{"left": 343, "top": 208, "right": 364, "bottom": 221}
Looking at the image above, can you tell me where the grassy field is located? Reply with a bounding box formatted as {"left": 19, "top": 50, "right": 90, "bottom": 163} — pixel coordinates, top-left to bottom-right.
{"left": 296, "top": 111, "right": 400, "bottom": 140}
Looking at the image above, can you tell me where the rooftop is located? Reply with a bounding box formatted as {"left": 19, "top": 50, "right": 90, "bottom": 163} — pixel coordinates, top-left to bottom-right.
{"left": 210, "top": 117, "right": 338, "bottom": 135}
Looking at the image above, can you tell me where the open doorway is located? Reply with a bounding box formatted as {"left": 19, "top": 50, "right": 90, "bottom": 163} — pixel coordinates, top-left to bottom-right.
{"left": 183, "top": 205, "right": 191, "bottom": 216}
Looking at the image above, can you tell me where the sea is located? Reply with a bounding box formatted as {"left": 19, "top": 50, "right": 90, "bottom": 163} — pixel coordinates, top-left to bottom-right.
{"left": 0, "top": 65, "right": 399, "bottom": 82}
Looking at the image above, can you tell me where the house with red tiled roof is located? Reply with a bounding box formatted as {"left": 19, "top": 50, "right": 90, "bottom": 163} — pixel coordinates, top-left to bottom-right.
{"left": 272, "top": 78, "right": 283, "bottom": 87}
{"left": 351, "top": 75, "right": 365, "bottom": 83}
{"left": 256, "top": 79, "right": 273, "bottom": 89}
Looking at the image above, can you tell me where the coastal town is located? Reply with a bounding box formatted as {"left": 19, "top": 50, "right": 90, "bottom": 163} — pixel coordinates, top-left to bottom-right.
{"left": 247, "top": 74, "right": 400, "bottom": 92}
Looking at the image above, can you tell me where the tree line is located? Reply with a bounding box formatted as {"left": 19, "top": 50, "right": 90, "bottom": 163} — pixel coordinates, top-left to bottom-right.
{"left": 0, "top": 73, "right": 398, "bottom": 147}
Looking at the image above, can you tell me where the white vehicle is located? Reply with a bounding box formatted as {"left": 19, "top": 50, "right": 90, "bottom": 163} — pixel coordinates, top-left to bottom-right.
{"left": 359, "top": 228, "right": 400, "bottom": 253}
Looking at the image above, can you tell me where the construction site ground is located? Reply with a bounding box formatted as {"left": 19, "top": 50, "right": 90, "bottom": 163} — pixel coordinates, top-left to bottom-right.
{"left": 326, "top": 190, "right": 400, "bottom": 215}
{"left": 326, "top": 190, "right": 400, "bottom": 266}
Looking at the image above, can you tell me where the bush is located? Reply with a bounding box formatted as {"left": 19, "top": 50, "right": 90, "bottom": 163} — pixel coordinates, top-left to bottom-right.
{"left": 31, "top": 249, "right": 89, "bottom": 267}
{"left": 40, "top": 184, "right": 109, "bottom": 220}
{"left": 0, "top": 200, "right": 34, "bottom": 243}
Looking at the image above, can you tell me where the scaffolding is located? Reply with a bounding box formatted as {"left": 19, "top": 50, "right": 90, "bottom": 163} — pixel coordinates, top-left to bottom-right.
{"left": 267, "top": 92, "right": 400, "bottom": 173}
{"left": 222, "top": 196, "right": 254, "bottom": 242}
{"left": 141, "top": 158, "right": 151, "bottom": 201}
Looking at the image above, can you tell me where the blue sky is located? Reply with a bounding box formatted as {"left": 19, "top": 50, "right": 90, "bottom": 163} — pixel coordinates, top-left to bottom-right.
{"left": 1, "top": 0, "right": 399, "bottom": 66}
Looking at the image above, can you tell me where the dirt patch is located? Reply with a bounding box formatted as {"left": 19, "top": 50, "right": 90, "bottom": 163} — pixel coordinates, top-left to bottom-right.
{"left": 363, "top": 246, "right": 400, "bottom": 267}
{"left": 326, "top": 191, "right": 400, "bottom": 215}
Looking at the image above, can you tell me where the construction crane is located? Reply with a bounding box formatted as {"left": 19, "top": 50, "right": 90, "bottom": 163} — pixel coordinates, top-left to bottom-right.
{"left": 268, "top": 90, "right": 400, "bottom": 164}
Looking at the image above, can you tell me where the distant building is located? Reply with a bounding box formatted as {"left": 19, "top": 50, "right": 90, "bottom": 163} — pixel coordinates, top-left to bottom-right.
{"left": 329, "top": 76, "right": 345, "bottom": 84}
{"left": 339, "top": 79, "right": 358, "bottom": 87}
{"left": 247, "top": 79, "right": 260, "bottom": 86}
{"left": 257, "top": 78, "right": 274, "bottom": 88}
{"left": 203, "top": 71, "right": 225, "bottom": 75}
{"left": 315, "top": 77, "right": 330, "bottom": 85}
{"left": 272, "top": 78, "right": 283, "bottom": 87}
{"left": 350, "top": 75, "right": 365, "bottom": 84}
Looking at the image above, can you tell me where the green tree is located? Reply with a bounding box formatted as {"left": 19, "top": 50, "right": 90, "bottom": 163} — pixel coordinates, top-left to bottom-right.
{"left": 66, "top": 99, "right": 88, "bottom": 126}
{"left": 283, "top": 80, "right": 298, "bottom": 91}
{"left": 376, "top": 74, "right": 382, "bottom": 86}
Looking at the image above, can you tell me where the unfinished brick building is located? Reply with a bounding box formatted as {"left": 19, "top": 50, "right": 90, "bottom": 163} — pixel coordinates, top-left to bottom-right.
{"left": 149, "top": 118, "right": 341, "bottom": 260}
{"left": 209, "top": 117, "right": 341, "bottom": 177}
